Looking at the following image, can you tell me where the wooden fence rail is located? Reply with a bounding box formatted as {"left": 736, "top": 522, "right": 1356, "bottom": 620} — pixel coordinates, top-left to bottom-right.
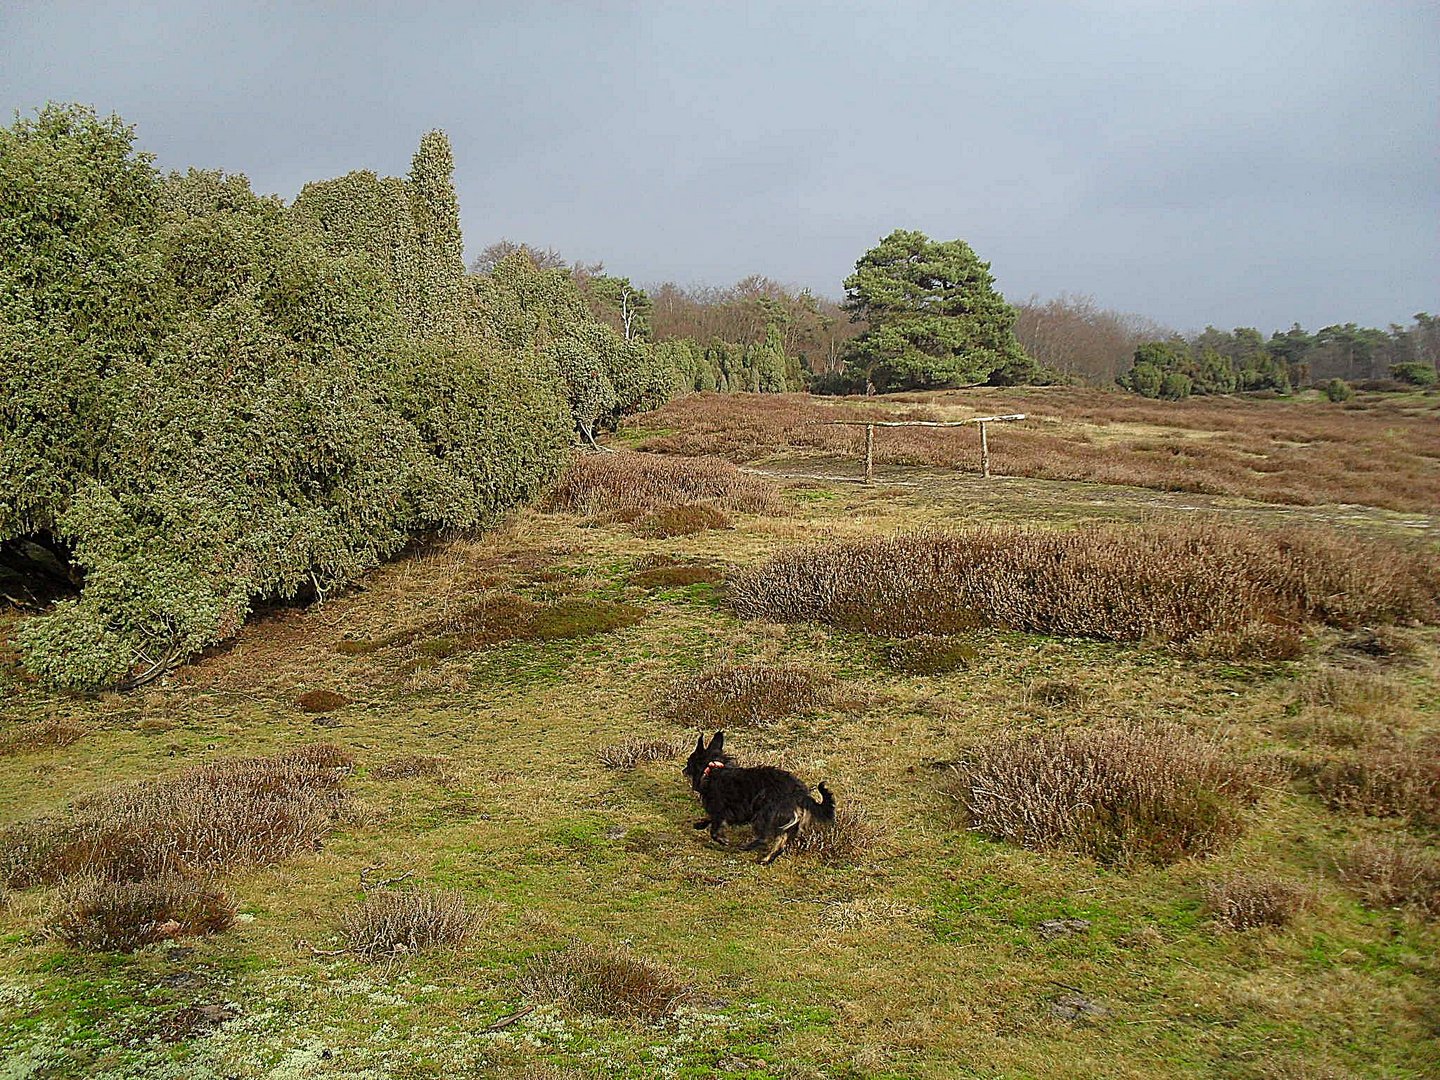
{"left": 816, "top": 414, "right": 1027, "bottom": 483}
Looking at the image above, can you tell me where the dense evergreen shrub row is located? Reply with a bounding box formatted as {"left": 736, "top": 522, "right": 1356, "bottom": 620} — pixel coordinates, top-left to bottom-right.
{"left": 1, "top": 105, "right": 580, "bottom": 688}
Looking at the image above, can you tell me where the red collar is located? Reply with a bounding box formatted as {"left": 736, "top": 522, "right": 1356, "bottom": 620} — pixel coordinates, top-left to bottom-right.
{"left": 701, "top": 760, "right": 726, "bottom": 782}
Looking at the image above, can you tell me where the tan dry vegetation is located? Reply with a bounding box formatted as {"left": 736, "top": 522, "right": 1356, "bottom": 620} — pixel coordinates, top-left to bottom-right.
{"left": 52, "top": 874, "right": 236, "bottom": 952}
{"left": 1310, "top": 737, "right": 1440, "bottom": 825}
{"left": 597, "top": 735, "right": 686, "bottom": 770}
{"left": 1203, "top": 873, "right": 1311, "bottom": 930}
{"left": 0, "top": 744, "right": 353, "bottom": 888}
{"left": 658, "top": 660, "right": 833, "bottom": 728}
{"left": 547, "top": 449, "right": 780, "bottom": 519}
{"left": 948, "top": 726, "right": 1274, "bottom": 865}
{"left": 622, "top": 388, "right": 1440, "bottom": 511}
{"left": 518, "top": 942, "right": 694, "bottom": 1020}
{"left": 882, "top": 635, "right": 978, "bottom": 675}
{"left": 729, "top": 523, "right": 1439, "bottom": 656}
{"left": 0, "top": 716, "right": 88, "bottom": 757}
{"left": 633, "top": 502, "right": 732, "bottom": 537}
{"left": 372, "top": 754, "right": 455, "bottom": 783}
{"left": 1339, "top": 838, "right": 1440, "bottom": 917}
{"left": 340, "top": 888, "right": 482, "bottom": 961}
{"left": 789, "top": 803, "right": 881, "bottom": 863}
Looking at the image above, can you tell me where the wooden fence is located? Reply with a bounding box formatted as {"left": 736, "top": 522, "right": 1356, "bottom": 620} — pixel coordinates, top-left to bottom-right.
{"left": 817, "top": 414, "right": 1026, "bottom": 483}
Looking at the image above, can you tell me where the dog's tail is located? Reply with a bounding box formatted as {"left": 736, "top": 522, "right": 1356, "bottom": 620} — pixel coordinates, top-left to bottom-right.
{"left": 808, "top": 782, "right": 836, "bottom": 824}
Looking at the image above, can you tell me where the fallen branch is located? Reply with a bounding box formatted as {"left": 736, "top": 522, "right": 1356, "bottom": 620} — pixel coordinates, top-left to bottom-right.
{"left": 482, "top": 1004, "right": 536, "bottom": 1032}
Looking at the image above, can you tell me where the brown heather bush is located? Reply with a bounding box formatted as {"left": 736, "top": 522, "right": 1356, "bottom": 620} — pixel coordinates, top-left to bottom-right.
{"left": 52, "top": 874, "right": 236, "bottom": 952}
{"left": 372, "top": 754, "right": 455, "bottom": 783}
{"left": 629, "top": 562, "right": 725, "bottom": 590}
{"left": 883, "top": 635, "right": 977, "bottom": 675}
{"left": 1204, "top": 873, "right": 1310, "bottom": 930}
{"left": 548, "top": 450, "right": 779, "bottom": 519}
{"left": 728, "top": 524, "right": 1439, "bottom": 655}
{"left": 1295, "top": 669, "right": 1406, "bottom": 714}
{"left": 0, "top": 717, "right": 89, "bottom": 756}
{"left": 1310, "top": 738, "right": 1440, "bottom": 825}
{"left": 622, "top": 388, "right": 1440, "bottom": 512}
{"left": 634, "top": 503, "right": 731, "bottom": 538}
{"left": 420, "top": 594, "right": 647, "bottom": 650}
{"left": 598, "top": 736, "right": 685, "bottom": 770}
{"left": 1339, "top": 838, "right": 1440, "bottom": 917}
{"left": 297, "top": 690, "right": 349, "bottom": 713}
{"left": 519, "top": 942, "right": 693, "bottom": 1020}
{"left": 340, "top": 888, "right": 481, "bottom": 961}
{"left": 0, "top": 744, "right": 354, "bottom": 888}
{"left": 790, "top": 804, "right": 881, "bottom": 863}
{"left": 948, "top": 726, "right": 1272, "bottom": 865}
{"left": 658, "top": 662, "right": 832, "bottom": 728}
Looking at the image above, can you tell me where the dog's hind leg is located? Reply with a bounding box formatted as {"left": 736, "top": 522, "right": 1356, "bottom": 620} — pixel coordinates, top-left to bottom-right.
{"left": 759, "top": 815, "right": 801, "bottom": 865}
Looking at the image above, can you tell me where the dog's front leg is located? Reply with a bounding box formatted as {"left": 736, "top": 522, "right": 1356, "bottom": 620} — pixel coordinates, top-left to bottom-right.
{"left": 708, "top": 821, "right": 728, "bottom": 846}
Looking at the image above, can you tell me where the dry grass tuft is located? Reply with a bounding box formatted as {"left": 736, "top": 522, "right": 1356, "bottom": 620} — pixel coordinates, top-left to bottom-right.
{"left": 372, "top": 754, "right": 455, "bottom": 783}
{"left": 1310, "top": 738, "right": 1440, "bottom": 825}
{"left": 1338, "top": 839, "right": 1440, "bottom": 917}
{"left": 883, "top": 635, "right": 977, "bottom": 675}
{"left": 790, "top": 804, "right": 881, "bottom": 862}
{"left": 0, "top": 744, "right": 354, "bottom": 888}
{"left": 598, "top": 736, "right": 686, "bottom": 770}
{"left": 630, "top": 562, "right": 725, "bottom": 590}
{"left": 519, "top": 942, "right": 694, "bottom": 1020}
{"left": 729, "top": 524, "right": 1439, "bottom": 656}
{"left": 634, "top": 503, "right": 732, "bottom": 538}
{"left": 0, "top": 716, "right": 89, "bottom": 757}
{"left": 658, "top": 662, "right": 832, "bottom": 728}
{"left": 1204, "top": 873, "right": 1310, "bottom": 930}
{"left": 548, "top": 451, "right": 779, "bottom": 519}
{"left": 1295, "top": 669, "right": 1406, "bottom": 715}
{"left": 1024, "top": 678, "right": 1089, "bottom": 710}
{"left": 52, "top": 874, "right": 236, "bottom": 952}
{"left": 340, "top": 888, "right": 481, "bottom": 961}
{"left": 948, "top": 726, "right": 1272, "bottom": 865}
{"left": 297, "top": 690, "right": 349, "bottom": 713}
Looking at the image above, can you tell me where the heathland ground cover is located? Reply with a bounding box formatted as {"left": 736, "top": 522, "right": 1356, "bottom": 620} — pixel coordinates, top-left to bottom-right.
{"left": 1, "top": 390, "right": 1438, "bottom": 1078}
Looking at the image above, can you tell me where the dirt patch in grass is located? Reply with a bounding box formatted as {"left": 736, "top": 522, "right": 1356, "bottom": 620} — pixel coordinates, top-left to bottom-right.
{"left": 0, "top": 716, "right": 89, "bottom": 756}
{"left": 51, "top": 874, "right": 236, "bottom": 952}
{"left": 340, "top": 888, "right": 482, "bottom": 961}
{"left": 519, "top": 942, "right": 694, "bottom": 1020}
{"left": 0, "top": 744, "right": 354, "bottom": 888}
{"left": 658, "top": 662, "right": 832, "bottom": 728}
{"left": 548, "top": 450, "right": 779, "bottom": 519}
{"left": 947, "top": 726, "right": 1273, "bottom": 866}
{"left": 729, "top": 523, "right": 1439, "bottom": 656}
{"left": 1204, "top": 873, "right": 1310, "bottom": 930}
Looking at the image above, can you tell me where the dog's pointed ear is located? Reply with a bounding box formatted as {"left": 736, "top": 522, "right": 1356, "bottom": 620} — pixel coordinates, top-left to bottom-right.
{"left": 695, "top": 733, "right": 706, "bottom": 753}
{"left": 709, "top": 731, "right": 725, "bottom": 753}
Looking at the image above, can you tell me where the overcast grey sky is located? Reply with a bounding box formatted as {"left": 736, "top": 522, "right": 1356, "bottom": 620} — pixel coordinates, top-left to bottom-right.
{"left": 3, "top": 1, "right": 1435, "bottom": 333}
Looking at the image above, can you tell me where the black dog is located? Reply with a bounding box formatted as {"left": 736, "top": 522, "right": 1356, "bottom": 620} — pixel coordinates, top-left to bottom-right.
{"left": 683, "top": 731, "right": 834, "bottom": 864}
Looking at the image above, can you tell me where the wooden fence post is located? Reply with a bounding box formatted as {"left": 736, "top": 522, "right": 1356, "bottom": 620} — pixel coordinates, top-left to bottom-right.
{"left": 979, "top": 421, "right": 990, "bottom": 479}
{"left": 864, "top": 423, "right": 875, "bottom": 484}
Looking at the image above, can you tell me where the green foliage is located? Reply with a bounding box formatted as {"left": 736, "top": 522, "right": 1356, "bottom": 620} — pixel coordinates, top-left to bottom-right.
{"left": 1390, "top": 362, "right": 1437, "bottom": 387}
{"left": 839, "top": 229, "right": 1031, "bottom": 392}
{"left": 652, "top": 336, "right": 804, "bottom": 394}
{"left": 1, "top": 105, "right": 571, "bottom": 688}
{"left": 1325, "top": 378, "right": 1355, "bottom": 402}
{"left": 1118, "top": 332, "right": 1291, "bottom": 399}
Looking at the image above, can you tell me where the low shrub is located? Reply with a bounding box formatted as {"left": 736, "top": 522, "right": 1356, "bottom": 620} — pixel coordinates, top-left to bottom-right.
{"left": 1295, "top": 669, "right": 1405, "bottom": 714}
{"left": 340, "top": 888, "right": 481, "bottom": 961}
{"left": 0, "top": 717, "right": 89, "bottom": 757}
{"left": 1204, "top": 873, "right": 1309, "bottom": 930}
{"left": 598, "top": 736, "right": 685, "bottom": 770}
{"left": 1024, "top": 678, "right": 1089, "bottom": 710}
{"left": 634, "top": 503, "right": 731, "bottom": 538}
{"left": 297, "top": 690, "right": 349, "bottom": 713}
{"left": 883, "top": 635, "right": 977, "bottom": 675}
{"left": 729, "top": 524, "right": 1439, "bottom": 655}
{"left": 52, "top": 874, "right": 235, "bottom": 952}
{"left": 0, "top": 744, "right": 353, "bottom": 888}
{"left": 630, "top": 563, "right": 725, "bottom": 590}
{"left": 790, "top": 805, "right": 880, "bottom": 863}
{"left": 372, "top": 755, "right": 454, "bottom": 782}
{"left": 1339, "top": 839, "right": 1440, "bottom": 917}
{"left": 658, "top": 662, "right": 831, "bottom": 728}
{"left": 1311, "top": 738, "right": 1440, "bottom": 825}
{"left": 948, "top": 726, "right": 1271, "bottom": 865}
{"left": 1324, "top": 379, "right": 1354, "bottom": 403}
{"left": 519, "top": 942, "right": 693, "bottom": 1019}
{"left": 422, "top": 595, "right": 647, "bottom": 650}
{"left": 548, "top": 451, "right": 778, "bottom": 519}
